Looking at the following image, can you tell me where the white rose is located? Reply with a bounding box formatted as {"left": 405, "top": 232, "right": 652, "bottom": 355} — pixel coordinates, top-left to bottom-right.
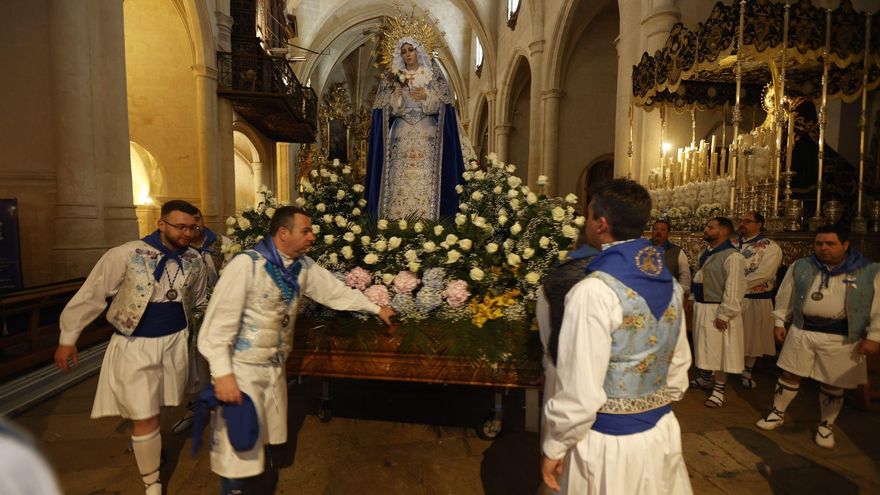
{"left": 226, "top": 227, "right": 235, "bottom": 236}
{"left": 312, "top": 224, "right": 321, "bottom": 234}
{"left": 551, "top": 207, "right": 566, "bottom": 222}
{"left": 455, "top": 185, "right": 464, "bottom": 194}
{"left": 404, "top": 249, "right": 419, "bottom": 261}
{"left": 446, "top": 250, "right": 461, "bottom": 264}
{"left": 474, "top": 170, "right": 486, "bottom": 180}
{"left": 574, "top": 216, "right": 585, "bottom": 227}
{"left": 323, "top": 214, "right": 333, "bottom": 224}
{"left": 493, "top": 186, "right": 503, "bottom": 194}
{"left": 408, "top": 261, "right": 421, "bottom": 272}
{"left": 309, "top": 170, "right": 318, "bottom": 178}
{"left": 565, "top": 193, "right": 578, "bottom": 204}
{"left": 225, "top": 216, "right": 236, "bottom": 226}
{"left": 335, "top": 215, "right": 347, "bottom": 228}
{"left": 329, "top": 253, "right": 338, "bottom": 264}
{"left": 358, "top": 199, "right": 367, "bottom": 207}
{"left": 414, "top": 221, "right": 424, "bottom": 233}
{"left": 562, "top": 224, "right": 578, "bottom": 238}
{"left": 336, "top": 190, "right": 346, "bottom": 200}
{"left": 521, "top": 186, "right": 531, "bottom": 195}
{"left": 329, "top": 174, "right": 338, "bottom": 183}
{"left": 316, "top": 203, "right": 326, "bottom": 212}
{"left": 332, "top": 158, "right": 340, "bottom": 167}
{"left": 567, "top": 206, "right": 575, "bottom": 214}
{"left": 377, "top": 219, "right": 388, "bottom": 230}
{"left": 539, "top": 236, "right": 550, "bottom": 249}
{"left": 558, "top": 250, "right": 569, "bottom": 260}
{"left": 507, "top": 253, "right": 522, "bottom": 266}
{"left": 445, "top": 234, "right": 459, "bottom": 245}
{"left": 455, "top": 214, "right": 467, "bottom": 226}
{"left": 471, "top": 191, "right": 484, "bottom": 201}
{"left": 374, "top": 240, "right": 387, "bottom": 252}
{"left": 364, "top": 253, "right": 379, "bottom": 265}
{"left": 237, "top": 217, "right": 251, "bottom": 229}
{"left": 352, "top": 184, "right": 365, "bottom": 193}
{"left": 537, "top": 175, "right": 548, "bottom": 186}
{"left": 388, "top": 236, "right": 402, "bottom": 250}
{"left": 459, "top": 239, "right": 473, "bottom": 251}
{"left": 472, "top": 216, "right": 487, "bottom": 229}
{"left": 294, "top": 197, "right": 306, "bottom": 207}
{"left": 510, "top": 222, "right": 522, "bottom": 235}
{"left": 228, "top": 243, "right": 242, "bottom": 255}
{"left": 351, "top": 224, "right": 362, "bottom": 234}
{"left": 255, "top": 235, "right": 264, "bottom": 243}
{"left": 434, "top": 225, "right": 444, "bottom": 236}
{"left": 324, "top": 235, "right": 335, "bottom": 245}
{"left": 398, "top": 220, "right": 408, "bottom": 230}
{"left": 523, "top": 247, "right": 535, "bottom": 259}
{"left": 342, "top": 166, "right": 352, "bottom": 175}
{"left": 341, "top": 246, "right": 354, "bottom": 259}
{"left": 361, "top": 236, "right": 371, "bottom": 246}
{"left": 503, "top": 239, "right": 514, "bottom": 250}
{"left": 506, "top": 164, "right": 516, "bottom": 173}
{"left": 525, "top": 272, "right": 540, "bottom": 284}
{"left": 469, "top": 267, "right": 485, "bottom": 281}
{"left": 507, "top": 189, "right": 519, "bottom": 198}
{"left": 486, "top": 243, "right": 499, "bottom": 254}
{"left": 510, "top": 198, "right": 521, "bottom": 210}
{"left": 343, "top": 232, "right": 355, "bottom": 242}
{"left": 487, "top": 152, "right": 498, "bottom": 162}
{"left": 352, "top": 208, "right": 361, "bottom": 216}
{"left": 459, "top": 203, "right": 469, "bottom": 212}
{"left": 382, "top": 273, "right": 395, "bottom": 285}
{"left": 526, "top": 192, "right": 537, "bottom": 205}
{"left": 423, "top": 241, "right": 437, "bottom": 252}
{"left": 507, "top": 176, "right": 522, "bottom": 188}
{"left": 498, "top": 215, "right": 508, "bottom": 226}
{"left": 462, "top": 171, "right": 473, "bottom": 181}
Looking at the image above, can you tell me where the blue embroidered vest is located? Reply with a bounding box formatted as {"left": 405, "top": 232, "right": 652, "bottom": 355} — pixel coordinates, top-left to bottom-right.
{"left": 589, "top": 271, "right": 682, "bottom": 413}
{"left": 789, "top": 257, "right": 880, "bottom": 343}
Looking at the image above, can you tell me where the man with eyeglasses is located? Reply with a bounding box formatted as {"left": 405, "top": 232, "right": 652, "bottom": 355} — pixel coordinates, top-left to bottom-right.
{"left": 54, "top": 199, "right": 208, "bottom": 495}
{"left": 197, "top": 206, "right": 395, "bottom": 494}
{"left": 732, "top": 211, "right": 782, "bottom": 389}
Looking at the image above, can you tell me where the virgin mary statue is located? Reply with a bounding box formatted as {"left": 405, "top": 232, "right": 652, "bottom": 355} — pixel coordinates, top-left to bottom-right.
{"left": 366, "top": 26, "right": 469, "bottom": 220}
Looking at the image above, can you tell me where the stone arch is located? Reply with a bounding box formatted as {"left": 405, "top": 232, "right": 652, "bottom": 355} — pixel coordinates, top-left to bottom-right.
{"left": 472, "top": 93, "right": 490, "bottom": 165}
{"left": 502, "top": 54, "right": 532, "bottom": 179}
{"left": 232, "top": 129, "right": 265, "bottom": 211}
{"left": 577, "top": 153, "right": 615, "bottom": 211}
{"left": 497, "top": 50, "right": 531, "bottom": 127}
{"left": 543, "top": 0, "right": 615, "bottom": 90}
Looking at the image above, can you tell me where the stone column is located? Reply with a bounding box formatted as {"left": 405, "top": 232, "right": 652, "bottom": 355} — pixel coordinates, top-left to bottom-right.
{"left": 193, "top": 64, "right": 223, "bottom": 230}
{"left": 541, "top": 89, "right": 565, "bottom": 197}
{"left": 527, "top": 40, "right": 545, "bottom": 188}
{"left": 251, "top": 161, "right": 263, "bottom": 206}
{"left": 276, "top": 143, "right": 292, "bottom": 203}
{"left": 495, "top": 124, "right": 513, "bottom": 163}
{"left": 485, "top": 89, "right": 497, "bottom": 153}
{"left": 218, "top": 98, "right": 236, "bottom": 218}
{"left": 49, "top": 0, "right": 105, "bottom": 279}
{"left": 98, "top": 0, "right": 139, "bottom": 246}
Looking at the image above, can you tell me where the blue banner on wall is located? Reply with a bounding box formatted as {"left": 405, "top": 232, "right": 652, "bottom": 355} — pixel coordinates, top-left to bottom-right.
{"left": 0, "top": 199, "right": 23, "bottom": 294}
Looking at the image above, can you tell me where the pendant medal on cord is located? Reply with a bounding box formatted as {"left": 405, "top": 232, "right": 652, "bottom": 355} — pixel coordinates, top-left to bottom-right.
{"left": 165, "top": 263, "right": 182, "bottom": 301}
{"left": 811, "top": 290, "right": 824, "bottom": 301}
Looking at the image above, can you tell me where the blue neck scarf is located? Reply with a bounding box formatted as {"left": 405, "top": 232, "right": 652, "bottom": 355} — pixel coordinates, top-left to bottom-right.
{"left": 141, "top": 230, "right": 188, "bottom": 281}
{"left": 737, "top": 233, "right": 765, "bottom": 248}
{"left": 699, "top": 240, "right": 735, "bottom": 269}
{"left": 253, "top": 237, "right": 302, "bottom": 298}
{"left": 196, "top": 228, "right": 218, "bottom": 254}
{"left": 587, "top": 238, "right": 673, "bottom": 320}
{"left": 568, "top": 244, "right": 601, "bottom": 261}
{"left": 810, "top": 249, "right": 871, "bottom": 289}
{"left": 658, "top": 240, "right": 675, "bottom": 251}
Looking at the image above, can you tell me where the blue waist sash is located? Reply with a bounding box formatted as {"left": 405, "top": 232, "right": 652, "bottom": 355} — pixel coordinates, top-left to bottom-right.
{"left": 745, "top": 292, "right": 773, "bottom": 300}
{"left": 801, "top": 315, "right": 848, "bottom": 336}
{"left": 122, "top": 302, "right": 187, "bottom": 338}
{"left": 592, "top": 404, "right": 672, "bottom": 436}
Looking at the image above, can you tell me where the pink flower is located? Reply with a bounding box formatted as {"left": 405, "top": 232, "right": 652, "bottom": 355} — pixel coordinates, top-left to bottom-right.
{"left": 444, "top": 279, "right": 471, "bottom": 308}
{"left": 363, "top": 284, "right": 391, "bottom": 307}
{"left": 345, "top": 267, "right": 372, "bottom": 291}
{"left": 392, "top": 271, "right": 420, "bottom": 294}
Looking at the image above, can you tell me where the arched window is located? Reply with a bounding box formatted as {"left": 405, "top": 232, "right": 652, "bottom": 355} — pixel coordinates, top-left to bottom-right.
{"left": 474, "top": 37, "right": 484, "bottom": 77}
{"left": 507, "top": 0, "right": 521, "bottom": 30}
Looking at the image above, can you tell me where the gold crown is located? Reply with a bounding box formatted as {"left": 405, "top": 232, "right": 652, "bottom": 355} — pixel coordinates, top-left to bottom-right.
{"left": 377, "top": 3, "right": 444, "bottom": 70}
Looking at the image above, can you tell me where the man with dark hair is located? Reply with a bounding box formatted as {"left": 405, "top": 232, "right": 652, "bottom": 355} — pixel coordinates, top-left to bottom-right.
{"left": 651, "top": 219, "right": 691, "bottom": 298}
{"left": 732, "top": 211, "right": 782, "bottom": 389}
{"left": 757, "top": 224, "right": 880, "bottom": 448}
{"left": 541, "top": 179, "right": 692, "bottom": 494}
{"left": 198, "top": 206, "right": 395, "bottom": 493}
{"left": 690, "top": 217, "right": 746, "bottom": 409}
{"left": 54, "top": 199, "right": 208, "bottom": 495}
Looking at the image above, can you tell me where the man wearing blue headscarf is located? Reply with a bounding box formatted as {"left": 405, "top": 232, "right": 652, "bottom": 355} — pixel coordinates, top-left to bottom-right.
{"left": 541, "top": 179, "right": 693, "bottom": 495}
{"left": 54, "top": 199, "right": 208, "bottom": 495}
{"left": 198, "top": 206, "right": 394, "bottom": 494}
{"left": 757, "top": 224, "right": 880, "bottom": 448}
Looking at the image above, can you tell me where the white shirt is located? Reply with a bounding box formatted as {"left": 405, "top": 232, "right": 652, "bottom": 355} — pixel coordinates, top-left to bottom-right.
{"left": 675, "top": 249, "right": 692, "bottom": 294}
{"left": 198, "top": 253, "right": 380, "bottom": 377}
{"left": 738, "top": 234, "right": 783, "bottom": 293}
{"left": 773, "top": 264, "right": 880, "bottom": 342}
{"left": 541, "top": 277, "right": 692, "bottom": 460}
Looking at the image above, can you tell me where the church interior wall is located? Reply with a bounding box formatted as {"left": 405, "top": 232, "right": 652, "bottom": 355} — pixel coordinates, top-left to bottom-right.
{"left": 507, "top": 56, "right": 532, "bottom": 181}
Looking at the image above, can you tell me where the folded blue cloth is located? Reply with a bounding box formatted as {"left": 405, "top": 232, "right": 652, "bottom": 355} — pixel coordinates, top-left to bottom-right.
{"left": 191, "top": 385, "right": 259, "bottom": 455}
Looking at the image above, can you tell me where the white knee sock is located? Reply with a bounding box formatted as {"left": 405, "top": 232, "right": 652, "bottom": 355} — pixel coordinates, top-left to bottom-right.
{"left": 772, "top": 379, "right": 800, "bottom": 414}
{"left": 819, "top": 385, "right": 845, "bottom": 426}
{"left": 131, "top": 429, "right": 162, "bottom": 488}
{"left": 743, "top": 357, "right": 757, "bottom": 377}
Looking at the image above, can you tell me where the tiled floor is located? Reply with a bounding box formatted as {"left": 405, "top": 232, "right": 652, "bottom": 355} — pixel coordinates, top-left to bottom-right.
{"left": 12, "top": 364, "right": 880, "bottom": 494}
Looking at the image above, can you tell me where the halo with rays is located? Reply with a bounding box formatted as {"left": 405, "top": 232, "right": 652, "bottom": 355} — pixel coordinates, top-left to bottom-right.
{"left": 376, "top": 2, "right": 445, "bottom": 71}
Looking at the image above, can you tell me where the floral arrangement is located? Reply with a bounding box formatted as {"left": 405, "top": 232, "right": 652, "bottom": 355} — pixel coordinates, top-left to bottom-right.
{"left": 223, "top": 155, "right": 583, "bottom": 366}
